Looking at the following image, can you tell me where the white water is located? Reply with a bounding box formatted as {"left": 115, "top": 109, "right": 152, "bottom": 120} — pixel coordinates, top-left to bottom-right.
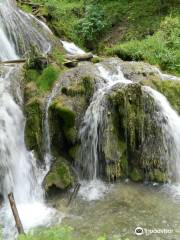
{"left": 77, "top": 60, "right": 180, "bottom": 201}
{"left": 0, "top": 0, "right": 52, "bottom": 57}
{"left": 0, "top": 65, "right": 61, "bottom": 240}
{"left": 0, "top": 28, "right": 18, "bottom": 61}
{"left": 143, "top": 86, "right": 180, "bottom": 194}
{"left": 155, "top": 67, "right": 180, "bottom": 81}
{"left": 43, "top": 80, "right": 62, "bottom": 171}
{"left": 61, "top": 40, "right": 85, "bottom": 55}
{"left": 43, "top": 39, "right": 84, "bottom": 164}
{"left": 78, "top": 63, "right": 132, "bottom": 200}
{"left": 0, "top": 1, "right": 62, "bottom": 239}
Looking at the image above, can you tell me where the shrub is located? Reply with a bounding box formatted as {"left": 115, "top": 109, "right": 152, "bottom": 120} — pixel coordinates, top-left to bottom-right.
{"left": 75, "top": 4, "right": 108, "bottom": 48}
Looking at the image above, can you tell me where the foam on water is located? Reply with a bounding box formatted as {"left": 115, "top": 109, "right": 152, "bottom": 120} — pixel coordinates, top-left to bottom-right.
{"left": 78, "top": 180, "right": 110, "bottom": 201}
{"left": 61, "top": 40, "right": 85, "bottom": 55}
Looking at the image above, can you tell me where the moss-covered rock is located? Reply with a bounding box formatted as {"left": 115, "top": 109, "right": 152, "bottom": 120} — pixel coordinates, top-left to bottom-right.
{"left": 44, "top": 157, "right": 74, "bottom": 192}
{"left": 24, "top": 97, "right": 43, "bottom": 160}
{"left": 141, "top": 79, "right": 180, "bottom": 114}
{"left": 50, "top": 100, "right": 76, "bottom": 128}
{"left": 130, "top": 168, "right": 143, "bottom": 182}
{"left": 106, "top": 83, "right": 169, "bottom": 182}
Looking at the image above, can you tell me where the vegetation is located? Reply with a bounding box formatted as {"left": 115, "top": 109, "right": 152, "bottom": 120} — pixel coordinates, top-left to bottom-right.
{"left": 17, "top": 226, "right": 130, "bottom": 240}
{"left": 19, "top": 0, "right": 180, "bottom": 75}
{"left": 25, "top": 63, "right": 60, "bottom": 93}
{"left": 18, "top": 226, "right": 74, "bottom": 240}
{"left": 107, "top": 16, "right": 180, "bottom": 75}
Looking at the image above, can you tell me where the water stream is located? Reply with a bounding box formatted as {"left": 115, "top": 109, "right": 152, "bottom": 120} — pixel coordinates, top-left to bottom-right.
{"left": 54, "top": 181, "right": 180, "bottom": 240}
{"left": 0, "top": 1, "right": 61, "bottom": 239}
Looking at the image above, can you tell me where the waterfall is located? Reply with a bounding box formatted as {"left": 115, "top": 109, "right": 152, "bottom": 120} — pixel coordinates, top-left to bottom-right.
{"left": 143, "top": 87, "right": 180, "bottom": 183}
{"left": 0, "top": 28, "right": 18, "bottom": 60}
{"left": 43, "top": 40, "right": 86, "bottom": 170}
{"left": 0, "top": 1, "right": 61, "bottom": 239}
{"left": 61, "top": 40, "right": 85, "bottom": 55}
{"left": 77, "top": 61, "right": 180, "bottom": 200}
{"left": 0, "top": 0, "right": 52, "bottom": 58}
{"left": 78, "top": 62, "right": 132, "bottom": 200}
{"left": 43, "top": 81, "right": 62, "bottom": 172}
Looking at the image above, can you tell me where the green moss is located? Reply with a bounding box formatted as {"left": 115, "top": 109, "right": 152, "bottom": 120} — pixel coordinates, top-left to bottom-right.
{"left": 109, "top": 83, "right": 169, "bottom": 183}
{"left": 37, "top": 65, "right": 60, "bottom": 92}
{"left": 130, "top": 168, "right": 143, "bottom": 182}
{"left": 61, "top": 76, "right": 94, "bottom": 100}
{"left": 61, "top": 85, "right": 85, "bottom": 97}
{"left": 119, "top": 140, "right": 128, "bottom": 176}
{"left": 64, "top": 127, "right": 77, "bottom": 144}
{"left": 154, "top": 169, "right": 167, "bottom": 183}
{"left": 25, "top": 69, "right": 40, "bottom": 83}
{"left": 140, "top": 78, "right": 180, "bottom": 114}
{"left": 25, "top": 97, "right": 43, "bottom": 160}
{"left": 44, "top": 158, "right": 73, "bottom": 191}
{"left": 91, "top": 57, "right": 101, "bottom": 64}
{"left": 153, "top": 80, "right": 180, "bottom": 114}
{"left": 68, "top": 145, "right": 79, "bottom": 159}
{"left": 18, "top": 4, "right": 33, "bottom": 13}
{"left": 50, "top": 47, "right": 65, "bottom": 66}
{"left": 24, "top": 82, "right": 38, "bottom": 102}
{"left": 50, "top": 101, "right": 75, "bottom": 128}
{"left": 82, "top": 76, "right": 94, "bottom": 101}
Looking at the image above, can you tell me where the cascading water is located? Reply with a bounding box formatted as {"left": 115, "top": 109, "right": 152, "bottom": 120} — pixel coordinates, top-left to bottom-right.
{"left": 43, "top": 40, "right": 86, "bottom": 170}
{"left": 0, "top": 0, "right": 52, "bottom": 58}
{"left": 78, "top": 62, "right": 132, "bottom": 200}
{"left": 143, "top": 87, "right": 180, "bottom": 189}
{"left": 77, "top": 60, "right": 180, "bottom": 200}
{"left": 61, "top": 40, "right": 85, "bottom": 55}
{"left": 0, "top": 1, "right": 61, "bottom": 239}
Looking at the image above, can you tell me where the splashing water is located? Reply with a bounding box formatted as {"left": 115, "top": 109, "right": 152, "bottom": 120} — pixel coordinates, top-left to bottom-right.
{"left": 0, "top": 0, "right": 52, "bottom": 58}
{"left": 61, "top": 40, "right": 85, "bottom": 55}
{"left": 43, "top": 80, "right": 63, "bottom": 171}
{"left": 78, "top": 62, "right": 132, "bottom": 200}
{"left": 0, "top": 1, "right": 62, "bottom": 239}
{"left": 143, "top": 86, "right": 180, "bottom": 195}
{"left": 77, "top": 60, "right": 180, "bottom": 200}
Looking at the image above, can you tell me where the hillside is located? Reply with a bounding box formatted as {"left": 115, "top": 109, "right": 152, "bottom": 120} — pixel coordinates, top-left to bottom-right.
{"left": 18, "top": 0, "right": 180, "bottom": 75}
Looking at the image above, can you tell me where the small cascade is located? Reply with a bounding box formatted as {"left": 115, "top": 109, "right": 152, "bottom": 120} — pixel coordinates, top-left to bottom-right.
{"left": 43, "top": 81, "right": 62, "bottom": 172}
{"left": 78, "top": 63, "right": 132, "bottom": 200}
{"left": 143, "top": 86, "right": 180, "bottom": 184}
{"left": 77, "top": 60, "right": 180, "bottom": 200}
{"left": 61, "top": 40, "right": 85, "bottom": 55}
{"left": 42, "top": 40, "right": 86, "bottom": 169}
{"left": 0, "top": 0, "right": 52, "bottom": 58}
{"left": 0, "top": 27, "right": 18, "bottom": 60}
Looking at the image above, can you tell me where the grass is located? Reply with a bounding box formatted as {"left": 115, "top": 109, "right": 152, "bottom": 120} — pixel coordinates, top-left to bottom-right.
{"left": 19, "top": 0, "right": 179, "bottom": 74}
{"left": 17, "top": 226, "right": 130, "bottom": 240}
{"left": 19, "top": 0, "right": 179, "bottom": 50}
{"left": 37, "top": 65, "right": 59, "bottom": 91}
{"left": 25, "top": 65, "right": 60, "bottom": 92}
{"left": 18, "top": 226, "right": 74, "bottom": 240}
{"left": 106, "top": 16, "right": 180, "bottom": 75}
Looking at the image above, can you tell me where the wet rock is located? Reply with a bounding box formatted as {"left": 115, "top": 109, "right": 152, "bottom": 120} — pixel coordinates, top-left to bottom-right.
{"left": 44, "top": 157, "right": 74, "bottom": 191}
{"left": 24, "top": 97, "right": 44, "bottom": 161}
